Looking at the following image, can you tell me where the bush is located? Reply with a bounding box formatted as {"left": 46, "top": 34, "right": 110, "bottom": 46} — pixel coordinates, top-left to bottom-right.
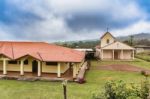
{"left": 139, "top": 78, "right": 150, "bottom": 99}
{"left": 141, "top": 70, "right": 149, "bottom": 77}
{"left": 92, "top": 78, "right": 150, "bottom": 99}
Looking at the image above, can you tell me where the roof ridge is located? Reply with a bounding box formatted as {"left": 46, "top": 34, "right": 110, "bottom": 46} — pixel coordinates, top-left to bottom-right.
{"left": 37, "top": 52, "right": 43, "bottom": 61}
{"left": 116, "top": 41, "right": 134, "bottom": 49}
{"left": 11, "top": 42, "right": 15, "bottom": 59}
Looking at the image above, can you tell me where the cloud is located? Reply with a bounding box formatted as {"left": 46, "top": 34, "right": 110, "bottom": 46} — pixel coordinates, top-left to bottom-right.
{"left": 113, "top": 20, "right": 150, "bottom": 36}
{"left": 0, "top": 0, "right": 149, "bottom": 42}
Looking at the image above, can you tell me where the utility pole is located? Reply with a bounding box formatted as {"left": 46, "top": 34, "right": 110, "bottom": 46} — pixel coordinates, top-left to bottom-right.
{"left": 130, "top": 35, "right": 134, "bottom": 46}
{"left": 107, "top": 27, "right": 109, "bottom": 32}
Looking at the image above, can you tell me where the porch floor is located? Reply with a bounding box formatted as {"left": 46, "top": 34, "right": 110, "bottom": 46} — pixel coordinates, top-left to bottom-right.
{"left": 0, "top": 69, "right": 73, "bottom": 81}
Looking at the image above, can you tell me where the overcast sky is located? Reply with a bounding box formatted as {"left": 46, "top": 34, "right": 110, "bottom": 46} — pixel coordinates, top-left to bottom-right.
{"left": 0, "top": 0, "right": 150, "bottom": 42}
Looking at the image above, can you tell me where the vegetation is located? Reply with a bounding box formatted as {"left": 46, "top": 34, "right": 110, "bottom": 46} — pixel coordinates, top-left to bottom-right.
{"left": 54, "top": 34, "right": 150, "bottom": 48}
{"left": 55, "top": 38, "right": 150, "bottom": 48}
{"left": 136, "top": 51, "right": 150, "bottom": 62}
{"left": 92, "top": 78, "right": 150, "bottom": 99}
{"left": 55, "top": 40, "right": 99, "bottom": 48}
{"left": 0, "top": 59, "right": 149, "bottom": 99}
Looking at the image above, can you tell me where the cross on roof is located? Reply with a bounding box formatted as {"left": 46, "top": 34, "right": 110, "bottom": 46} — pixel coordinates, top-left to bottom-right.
{"left": 107, "top": 27, "right": 109, "bottom": 32}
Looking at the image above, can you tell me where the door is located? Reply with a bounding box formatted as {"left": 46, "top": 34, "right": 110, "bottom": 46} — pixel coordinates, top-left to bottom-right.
{"left": 32, "top": 60, "right": 38, "bottom": 73}
{"left": 114, "top": 51, "right": 119, "bottom": 59}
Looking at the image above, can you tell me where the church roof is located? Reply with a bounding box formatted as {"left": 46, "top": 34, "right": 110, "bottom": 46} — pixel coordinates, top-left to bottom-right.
{"left": 101, "top": 41, "right": 134, "bottom": 50}
{"left": 100, "top": 32, "right": 116, "bottom": 40}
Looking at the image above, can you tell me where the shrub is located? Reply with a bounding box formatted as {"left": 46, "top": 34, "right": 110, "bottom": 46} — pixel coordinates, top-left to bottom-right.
{"left": 92, "top": 80, "right": 138, "bottom": 99}
{"left": 92, "top": 78, "right": 150, "bottom": 99}
{"left": 141, "top": 70, "right": 149, "bottom": 77}
{"left": 139, "top": 77, "right": 150, "bottom": 99}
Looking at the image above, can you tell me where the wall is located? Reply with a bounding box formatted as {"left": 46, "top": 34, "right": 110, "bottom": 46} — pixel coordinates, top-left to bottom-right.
{"left": 101, "top": 33, "right": 115, "bottom": 47}
{"left": 6, "top": 57, "right": 33, "bottom": 72}
{"left": 103, "top": 50, "right": 113, "bottom": 59}
{"left": 0, "top": 61, "right": 2, "bottom": 70}
{"left": 123, "top": 50, "right": 132, "bottom": 60}
{"left": 0, "top": 56, "right": 75, "bottom": 74}
{"left": 42, "top": 62, "right": 69, "bottom": 73}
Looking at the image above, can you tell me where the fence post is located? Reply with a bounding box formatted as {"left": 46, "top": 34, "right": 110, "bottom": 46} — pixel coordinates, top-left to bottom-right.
{"left": 62, "top": 80, "right": 68, "bottom": 99}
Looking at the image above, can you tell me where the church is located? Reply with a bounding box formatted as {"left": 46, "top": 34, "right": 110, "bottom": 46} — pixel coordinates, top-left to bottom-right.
{"left": 96, "top": 32, "right": 135, "bottom": 60}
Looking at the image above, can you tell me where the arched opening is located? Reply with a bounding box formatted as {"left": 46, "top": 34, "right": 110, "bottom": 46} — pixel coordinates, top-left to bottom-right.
{"left": 106, "top": 39, "right": 110, "bottom": 44}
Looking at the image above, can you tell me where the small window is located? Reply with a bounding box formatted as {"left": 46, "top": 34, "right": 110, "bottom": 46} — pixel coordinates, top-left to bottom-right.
{"left": 24, "top": 59, "right": 28, "bottom": 65}
{"left": 106, "top": 39, "right": 110, "bottom": 44}
{"left": 46, "top": 62, "right": 58, "bottom": 66}
{"left": 8, "top": 61, "right": 18, "bottom": 64}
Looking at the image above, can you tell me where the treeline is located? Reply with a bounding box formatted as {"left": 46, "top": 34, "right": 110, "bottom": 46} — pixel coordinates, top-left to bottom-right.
{"left": 55, "top": 40, "right": 100, "bottom": 48}
{"left": 124, "top": 39, "right": 150, "bottom": 46}
{"left": 55, "top": 38, "right": 150, "bottom": 48}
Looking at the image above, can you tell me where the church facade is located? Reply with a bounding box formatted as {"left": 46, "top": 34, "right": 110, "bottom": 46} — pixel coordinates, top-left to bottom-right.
{"left": 96, "top": 32, "right": 135, "bottom": 60}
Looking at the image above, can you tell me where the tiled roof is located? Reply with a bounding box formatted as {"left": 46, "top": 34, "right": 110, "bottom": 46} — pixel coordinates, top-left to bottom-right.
{"left": 0, "top": 41, "right": 85, "bottom": 62}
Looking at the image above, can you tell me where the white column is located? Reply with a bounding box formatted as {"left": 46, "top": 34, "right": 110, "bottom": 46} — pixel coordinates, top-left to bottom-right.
{"left": 20, "top": 60, "right": 24, "bottom": 75}
{"left": 76, "top": 64, "right": 79, "bottom": 75}
{"left": 67, "top": 62, "right": 70, "bottom": 68}
{"left": 73, "top": 65, "right": 77, "bottom": 78}
{"left": 38, "top": 61, "right": 41, "bottom": 77}
{"left": 132, "top": 50, "right": 134, "bottom": 60}
{"left": 121, "top": 50, "right": 124, "bottom": 60}
{"left": 101, "top": 49, "right": 103, "bottom": 60}
{"left": 57, "top": 63, "right": 61, "bottom": 77}
{"left": 112, "top": 50, "right": 114, "bottom": 60}
{"left": 3, "top": 59, "right": 7, "bottom": 75}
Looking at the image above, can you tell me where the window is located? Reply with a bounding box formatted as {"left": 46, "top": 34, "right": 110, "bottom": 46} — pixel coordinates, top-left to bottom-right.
{"left": 46, "top": 62, "right": 58, "bottom": 66}
{"left": 106, "top": 39, "right": 110, "bottom": 44}
{"left": 8, "top": 61, "right": 18, "bottom": 64}
{"left": 24, "top": 59, "right": 28, "bottom": 65}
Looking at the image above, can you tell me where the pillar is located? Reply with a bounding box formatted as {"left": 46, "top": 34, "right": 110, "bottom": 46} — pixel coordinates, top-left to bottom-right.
{"left": 38, "top": 61, "right": 41, "bottom": 77}
{"left": 76, "top": 64, "right": 79, "bottom": 75}
{"left": 67, "top": 62, "right": 70, "bottom": 68}
{"left": 3, "top": 59, "right": 7, "bottom": 75}
{"left": 101, "top": 49, "right": 103, "bottom": 60}
{"left": 20, "top": 60, "right": 24, "bottom": 75}
{"left": 57, "top": 63, "right": 61, "bottom": 77}
{"left": 121, "top": 50, "right": 124, "bottom": 60}
{"left": 112, "top": 50, "right": 114, "bottom": 60}
{"left": 73, "top": 65, "right": 77, "bottom": 78}
{"left": 132, "top": 50, "right": 134, "bottom": 59}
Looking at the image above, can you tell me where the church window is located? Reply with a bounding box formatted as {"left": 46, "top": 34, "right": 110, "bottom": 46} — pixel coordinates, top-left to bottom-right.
{"left": 106, "top": 39, "right": 110, "bottom": 44}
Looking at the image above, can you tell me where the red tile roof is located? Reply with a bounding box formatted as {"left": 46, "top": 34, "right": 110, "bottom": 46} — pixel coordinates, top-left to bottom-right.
{"left": 0, "top": 41, "right": 85, "bottom": 62}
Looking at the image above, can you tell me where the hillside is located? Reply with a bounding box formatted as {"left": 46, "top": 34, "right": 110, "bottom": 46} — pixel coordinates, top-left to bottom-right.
{"left": 118, "top": 33, "right": 150, "bottom": 41}
{"left": 55, "top": 33, "right": 150, "bottom": 48}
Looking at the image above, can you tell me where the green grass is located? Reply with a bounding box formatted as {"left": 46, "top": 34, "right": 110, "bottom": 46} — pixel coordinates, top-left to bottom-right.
{"left": 0, "top": 59, "right": 150, "bottom": 99}
{"left": 135, "top": 51, "right": 150, "bottom": 62}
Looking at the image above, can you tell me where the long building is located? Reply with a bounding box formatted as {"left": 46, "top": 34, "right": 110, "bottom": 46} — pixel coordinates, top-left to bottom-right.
{"left": 0, "top": 41, "right": 85, "bottom": 79}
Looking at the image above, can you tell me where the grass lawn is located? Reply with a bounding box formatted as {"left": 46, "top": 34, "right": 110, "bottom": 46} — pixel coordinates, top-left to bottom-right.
{"left": 0, "top": 59, "right": 150, "bottom": 99}
{"left": 135, "top": 51, "right": 150, "bottom": 62}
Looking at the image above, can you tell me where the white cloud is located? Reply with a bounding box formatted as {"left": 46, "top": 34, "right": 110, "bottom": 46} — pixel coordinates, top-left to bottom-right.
{"left": 0, "top": 23, "right": 15, "bottom": 40}
{"left": 113, "top": 20, "right": 150, "bottom": 36}
{"left": 0, "top": 0, "right": 148, "bottom": 42}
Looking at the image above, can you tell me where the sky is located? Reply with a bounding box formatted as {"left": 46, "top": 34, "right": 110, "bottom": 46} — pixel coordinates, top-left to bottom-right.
{"left": 0, "top": 0, "right": 150, "bottom": 42}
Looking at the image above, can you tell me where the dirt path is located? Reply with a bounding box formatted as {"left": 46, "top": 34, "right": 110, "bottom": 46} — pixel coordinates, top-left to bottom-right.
{"left": 92, "top": 64, "right": 150, "bottom": 73}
